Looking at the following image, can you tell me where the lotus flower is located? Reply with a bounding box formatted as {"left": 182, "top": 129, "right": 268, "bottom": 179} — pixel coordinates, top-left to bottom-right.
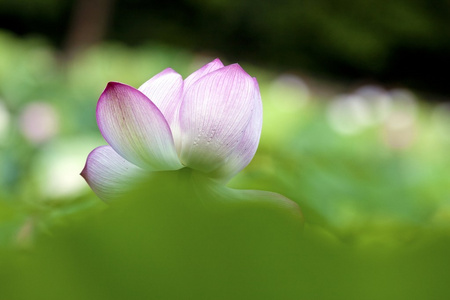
{"left": 81, "top": 59, "right": 263, "bottom": 201}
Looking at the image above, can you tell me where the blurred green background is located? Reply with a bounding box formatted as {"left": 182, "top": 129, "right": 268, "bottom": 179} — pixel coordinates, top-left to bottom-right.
{"left": 1, "top": 0, "right": 450, "bottom": 299}
{"left": 1, "top": 0, "right": 450, "bottom": 95}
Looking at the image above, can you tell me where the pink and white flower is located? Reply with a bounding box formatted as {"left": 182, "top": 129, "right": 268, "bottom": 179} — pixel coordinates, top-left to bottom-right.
{"left": 81, "top": 59, "right": 262, "bottom": 200}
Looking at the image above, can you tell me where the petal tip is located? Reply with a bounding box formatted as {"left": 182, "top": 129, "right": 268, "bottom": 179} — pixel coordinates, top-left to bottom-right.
{"left": 211, "top": 58, "right": 223, "bottom": 65}
{"left": 104, "top": 81, "right": 123, "bottom": 90}
{"left": 99, "top": 82, "right": 128, "bottom": 104}
{"left": 158, "top": 68, "right": 179, "bottom": 76}
{"left": 80, "top": 145, "right": 106, "bottom": 180}
{"left": 226, "top": 63, "right": 250, "bottom": 77}
{"left": 252, "top": 77, "right": 260, "bottom": 88}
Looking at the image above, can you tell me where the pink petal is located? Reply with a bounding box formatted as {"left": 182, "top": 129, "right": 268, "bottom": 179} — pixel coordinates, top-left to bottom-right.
{"left": 179, "top": 64, "right": 258, "bottom": 173}
{"left": 81, "top": 146, "right": 145, "bottom": 201}
{"left": 97, "top": 82, "right": 183, "bottom": 170}
{"left": 138, "top": 69, "right": 184, "bottom": 152}
{"left": 212, "top": 78, "right": 263, "bottom": 180}
{"left": 183, "top": 58, "right": 224, "bottom": 93}
{"left": 138, "top": 68, "right": 183, "bottom": 125}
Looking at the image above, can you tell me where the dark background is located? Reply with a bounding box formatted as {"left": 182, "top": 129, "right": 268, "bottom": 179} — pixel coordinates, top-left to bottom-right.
{"left": 1, "top": 0, "right": 449, "bottom": 97}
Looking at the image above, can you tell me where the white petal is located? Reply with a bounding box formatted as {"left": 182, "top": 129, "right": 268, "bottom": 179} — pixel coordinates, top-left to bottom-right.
{"left": 184, "top": 58, "right": 225, "bottom": 93}
{"left": 138, "top": 69, "right": 184, "bottom": 152}
{"left": 97, "top": 82, "right": 183, "bottom": 170}
{"left": 180, "top": 64, "right": 257, "bottom": 173}
{"left": 138, "top": 68, "right": 183, "bottom": 126}
{"left": 81, "top": 146, "right": 145, "bottom": 201}
{"left": 212, "top": 78, "right": 263, "bottom": 180}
